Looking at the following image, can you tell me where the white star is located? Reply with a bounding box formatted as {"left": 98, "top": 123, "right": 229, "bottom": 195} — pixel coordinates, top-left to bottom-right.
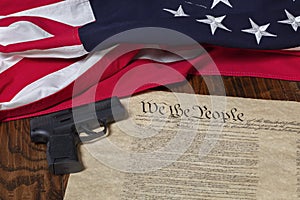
{"left": 196, "top": 15, "right": 231, "bottom": 35}
{"left": 163, "top": 5, "right": 189, "bottom": 17}
{"left": 278, "top": 10, "right": 300, "bottom": 31}
{"left": 241, "top": 18, "right": 277, "bottom": 44}
{"left": 211, "top": 0, "right": 233, "bottom": 9}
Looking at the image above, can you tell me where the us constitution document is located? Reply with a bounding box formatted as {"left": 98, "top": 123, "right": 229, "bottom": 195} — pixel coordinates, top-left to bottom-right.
{"left": 65, "top": 91, "right": 300, "bottom": 200}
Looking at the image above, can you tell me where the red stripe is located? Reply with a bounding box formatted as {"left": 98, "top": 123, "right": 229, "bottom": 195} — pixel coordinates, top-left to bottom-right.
{"left": 0, "top": 57, "right": 82, "bottom": 102}
{"left": 0, "top": 16, "right": 81, "bottom": 53}
{"left": 0, "top": 0, "right": 62, "bottom": 15}
{"left": 200, "top": 45, "right": 300, "bottom": 80}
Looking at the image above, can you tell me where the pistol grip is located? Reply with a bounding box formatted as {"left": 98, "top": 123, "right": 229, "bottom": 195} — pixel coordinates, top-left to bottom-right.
{"left": 47, "top": 134, "right": 84, "bottom": 175}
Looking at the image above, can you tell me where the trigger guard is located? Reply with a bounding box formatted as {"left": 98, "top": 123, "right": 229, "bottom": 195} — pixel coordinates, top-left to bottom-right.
{"left": 78, "top": 119, "right": 108, "bottom": 142}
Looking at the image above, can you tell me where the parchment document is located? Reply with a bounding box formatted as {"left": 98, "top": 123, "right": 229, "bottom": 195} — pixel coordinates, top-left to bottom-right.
{"left": 65, "top": 91, "right": 300, "bottom": 200}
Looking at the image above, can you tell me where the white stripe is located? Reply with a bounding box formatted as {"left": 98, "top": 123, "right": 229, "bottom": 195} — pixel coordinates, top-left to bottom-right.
{"left": 0, "top": 55, "right": 22, "bottom": 73}
{"left": 0, "top": 44, "right": 89, "bottom": 75}
{"left": 0, "top": 0, "right": 95, "bottom": 26}
{"left": 2, "top": 45, "right": 88, "bottom": 59}
{"left": 0, "top": 21, "right": 53, "bottom": 46}
{"left": 0, "top": 45, "right": 118, "bottom": 111}
{"left": 134, "top": 48, "right": 204, "bottom": 63}
{"left": 0, "top": 45, "right": 88, "bottom": 75}
{"left": 284, "top": 47, "right": 300, "bottom": 51}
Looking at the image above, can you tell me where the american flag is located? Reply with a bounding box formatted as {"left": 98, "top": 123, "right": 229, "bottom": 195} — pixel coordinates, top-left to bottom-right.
{"left": 1, "top": 0, "right": 300, "bottom": 121}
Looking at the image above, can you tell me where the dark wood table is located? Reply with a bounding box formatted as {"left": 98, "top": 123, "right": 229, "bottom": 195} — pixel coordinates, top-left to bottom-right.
{"left": 0, "top": 76, "right": 299, "bottom": 199}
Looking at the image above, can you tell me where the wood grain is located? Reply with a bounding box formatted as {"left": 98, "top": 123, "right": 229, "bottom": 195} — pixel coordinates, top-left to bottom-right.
{"left": 0, "top": 76, "right": 299, "bottom": 199}
{"left": 164, "top": 76, "right": 300, "bottom": 101}
{"left": 0, "top": 119, "right": 68, "bottom": 200}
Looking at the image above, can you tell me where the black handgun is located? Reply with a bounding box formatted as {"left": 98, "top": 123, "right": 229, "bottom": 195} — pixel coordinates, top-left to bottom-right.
{"left": 30, "top": 97, "right": 127, "bottom": 175}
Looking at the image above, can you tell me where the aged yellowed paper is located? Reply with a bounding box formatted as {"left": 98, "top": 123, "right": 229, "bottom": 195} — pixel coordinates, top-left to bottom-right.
{"left": 65, "top": 91, "right": 300, "bottom": 200}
